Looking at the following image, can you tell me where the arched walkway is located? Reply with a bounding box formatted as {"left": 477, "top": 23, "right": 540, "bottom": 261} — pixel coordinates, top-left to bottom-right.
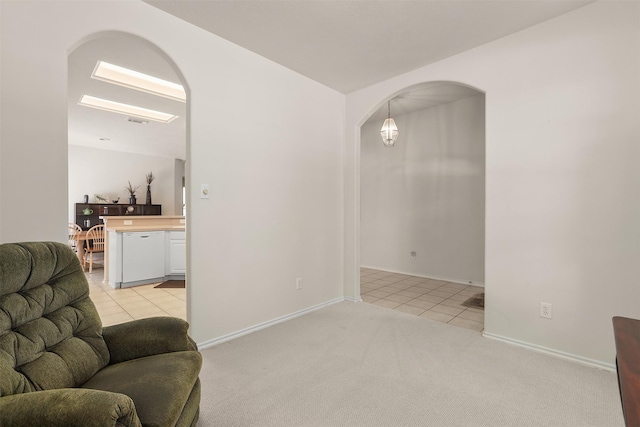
{"left": 67, "top": 31, "right": 191, "bottom": 326}
{"left": 357, "top": 81, "right": 486, "bottom": 332}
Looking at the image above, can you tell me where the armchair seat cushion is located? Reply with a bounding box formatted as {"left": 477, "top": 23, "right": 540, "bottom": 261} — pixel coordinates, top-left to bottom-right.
{"left": 82, "top": 351, "right": 202, "bottom": 427}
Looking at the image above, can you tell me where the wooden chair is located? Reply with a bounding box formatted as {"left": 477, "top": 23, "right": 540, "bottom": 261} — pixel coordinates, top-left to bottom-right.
{"left": 83, "top": 224, "right": 105, "bottom": 273}
{"left": 68, "top": 223, "right": 82, "bottom": 253}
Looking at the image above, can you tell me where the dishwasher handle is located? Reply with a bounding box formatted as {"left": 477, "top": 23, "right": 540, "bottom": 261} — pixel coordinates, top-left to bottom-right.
{"left": 125, "top": 233, "right": 152, "bottom": 238}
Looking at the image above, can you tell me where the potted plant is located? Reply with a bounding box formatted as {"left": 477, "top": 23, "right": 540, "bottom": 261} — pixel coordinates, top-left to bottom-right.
{"left": 145, "top": 171, "right": 154, "bottom": 205}
{"left": 126, "top": 181, "right": 139, "bottom": 205}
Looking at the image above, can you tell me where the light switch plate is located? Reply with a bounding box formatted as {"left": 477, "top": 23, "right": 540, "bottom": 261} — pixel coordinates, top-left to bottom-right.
{"left": 200, "top": 184, "right": 210, "bottom": 199}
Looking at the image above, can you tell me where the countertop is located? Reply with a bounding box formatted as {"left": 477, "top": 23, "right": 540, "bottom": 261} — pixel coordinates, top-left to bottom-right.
{"left": 107, "top": 225, "right": 185, "bottom": 232}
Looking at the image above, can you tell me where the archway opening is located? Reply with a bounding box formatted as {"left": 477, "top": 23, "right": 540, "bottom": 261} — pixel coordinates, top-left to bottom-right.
{"left": 67, "top": 32, "right": 190, "bottom": 325}
{"left": 358, "top": 81, "right": 486, "bottom": 331}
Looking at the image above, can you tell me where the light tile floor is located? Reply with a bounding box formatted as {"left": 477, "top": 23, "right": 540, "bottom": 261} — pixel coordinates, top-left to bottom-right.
{"left": 85, "top": 269, "right": 186, "bottom": 327}
{"left": 361, "top": 267, "right": 484, "bottom": 332}
{"left": 86, "top": 267, "right": 481, "bottom": 331}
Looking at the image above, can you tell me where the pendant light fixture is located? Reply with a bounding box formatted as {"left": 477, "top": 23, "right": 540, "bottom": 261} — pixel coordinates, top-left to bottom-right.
{"left": 380, "top": 100, "right": 399, "bottom": 147}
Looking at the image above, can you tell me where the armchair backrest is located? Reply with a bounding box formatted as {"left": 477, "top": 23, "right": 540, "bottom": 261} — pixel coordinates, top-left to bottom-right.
{"left": 0, "top": 242, "right": 109, "bottom": 397}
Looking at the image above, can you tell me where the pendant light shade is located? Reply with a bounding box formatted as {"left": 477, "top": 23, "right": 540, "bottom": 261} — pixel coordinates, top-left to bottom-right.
{"left": 380, "top": 100, "right": 399, "bottom": 147}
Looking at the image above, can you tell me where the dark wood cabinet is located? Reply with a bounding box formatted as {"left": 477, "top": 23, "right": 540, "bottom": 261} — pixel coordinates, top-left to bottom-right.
{"left": 613, "top": 316, "right": 640, "bottom": 426}
{"left": 75, "top": 203, "right": 161, "bottom": 230}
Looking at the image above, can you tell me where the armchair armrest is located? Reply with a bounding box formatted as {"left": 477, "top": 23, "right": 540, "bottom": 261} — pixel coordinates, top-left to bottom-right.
{"left": 103, "top": 317, "right": 197, "bottom": 364}
{"left": 0, "top": 388, "right": 141, "bottom": 427}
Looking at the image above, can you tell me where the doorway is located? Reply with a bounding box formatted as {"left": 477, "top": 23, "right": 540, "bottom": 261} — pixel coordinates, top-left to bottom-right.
{"left": 67, "top": 33, "right": 189, "bottom": 325}
{"left": 358, "top": 82, "right": 486, "bottom": 331}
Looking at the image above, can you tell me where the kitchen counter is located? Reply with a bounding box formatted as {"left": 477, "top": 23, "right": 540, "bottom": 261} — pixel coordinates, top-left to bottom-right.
{"left": 107, "top": 225, "right": 185, "bottom": 232}
{"left": 102, "top": 216, "right": 185, "bottom": 284}
{"left": 102, "top": 215, "right": 185, "bottom": 228}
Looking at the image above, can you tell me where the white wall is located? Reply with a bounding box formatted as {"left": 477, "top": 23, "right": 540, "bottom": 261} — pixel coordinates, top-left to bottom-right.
{"left": 0, "top": 1, "right": 345, "bottom": 345}
{"left": 361, "top": 95, "right": 485, "bottom": 284}
{"left": 345, "top": 1, "right": 640, "bottom": 367}
{"left": 68, "top": 145, "right": 179, "bottom": 221}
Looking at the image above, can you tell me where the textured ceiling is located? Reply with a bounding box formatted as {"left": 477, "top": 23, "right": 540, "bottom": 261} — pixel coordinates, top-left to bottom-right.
{"left": 146, "top": 0, "right": 594, "bottom": 94}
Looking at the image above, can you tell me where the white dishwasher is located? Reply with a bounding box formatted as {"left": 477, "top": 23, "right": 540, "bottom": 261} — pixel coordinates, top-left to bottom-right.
{"left": 122, "top": 231, "right": 165, "bottom": 284}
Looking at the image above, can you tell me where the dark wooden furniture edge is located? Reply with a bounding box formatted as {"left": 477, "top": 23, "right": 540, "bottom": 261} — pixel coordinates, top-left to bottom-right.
{"left": 74, "top": 203, "right": 161, "bottom": 230}
{"left": 613, "top": 316, "right": 640, "bottom": 426}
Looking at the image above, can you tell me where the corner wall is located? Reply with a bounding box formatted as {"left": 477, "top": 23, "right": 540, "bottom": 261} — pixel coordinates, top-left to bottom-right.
{"left": 345, "top": 1, "right": 640, "bottom": 366}
{"left": 0, "top": 1, "right": 345, "bottom": 345}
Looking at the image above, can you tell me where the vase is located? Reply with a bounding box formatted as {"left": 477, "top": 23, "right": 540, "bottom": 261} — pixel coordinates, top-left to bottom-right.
{"left": 146, "top": 185, "right": 152, "bottom": 205}
{"left": 129, "top": 195, "right": 137, "bottom": 205}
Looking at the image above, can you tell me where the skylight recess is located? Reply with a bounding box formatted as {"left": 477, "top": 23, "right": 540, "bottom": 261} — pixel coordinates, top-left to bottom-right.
{"left": 92, "top": 61, "right": 186, "bottom": 102}
{"left": 79, "top": 95, "right": 178, "bottom": 123}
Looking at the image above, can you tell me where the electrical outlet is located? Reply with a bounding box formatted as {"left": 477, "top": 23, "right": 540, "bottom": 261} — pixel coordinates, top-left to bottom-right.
{"left": 296, "top": 277, "right": 302, "bottom": 290}
{"left": 410, "top": 251, "right": 416, "bottom": 259}
{"left": 540, "top": 302, "right": 552, "bottom": 319}
{"left": 124, "top": 220, "right": 133, "bottom": 225}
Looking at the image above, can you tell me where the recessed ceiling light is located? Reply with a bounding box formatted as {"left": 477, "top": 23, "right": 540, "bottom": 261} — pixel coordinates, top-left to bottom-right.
{"left": 79, "top": 95, "right": 178, "bottom": 123}
{"left": 92, "top": 61, "right": 186, "bottom": 102}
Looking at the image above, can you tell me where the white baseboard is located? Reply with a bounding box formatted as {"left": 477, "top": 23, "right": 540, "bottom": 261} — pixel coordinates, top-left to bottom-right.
{"left": 482, "top": 331, "right": 616, "bottom": 372}
{"left": 197, "top": 296, "right": 346, "bottom": 350}
{"left": 360, "top": 265, "right": 484, "bottom": 287}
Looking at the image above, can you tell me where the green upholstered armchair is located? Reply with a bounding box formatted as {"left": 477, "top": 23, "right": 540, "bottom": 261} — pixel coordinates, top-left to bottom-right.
{"left": 0, "top": 242, "right": 201, "bottom": 427}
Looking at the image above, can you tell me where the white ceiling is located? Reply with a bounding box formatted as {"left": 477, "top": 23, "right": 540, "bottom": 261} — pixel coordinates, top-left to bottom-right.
{"left": 69, "top": 1, "right": 594, "bottom": 158}
{"left": 364, "top": 82, "right": 482, "bottom": 124}
{"left": 68, "top": 35, "right": 186, "bottom": 159}
{"left": 146, "top": 0, "right": 594, "bottom": 94}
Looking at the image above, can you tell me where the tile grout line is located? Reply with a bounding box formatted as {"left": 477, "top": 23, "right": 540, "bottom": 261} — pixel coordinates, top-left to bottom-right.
{"left": 85, "top": 271, "right": 186, "bottom": 325}
{"left": 361, "top": 268, "right": 484, "bottom": 331}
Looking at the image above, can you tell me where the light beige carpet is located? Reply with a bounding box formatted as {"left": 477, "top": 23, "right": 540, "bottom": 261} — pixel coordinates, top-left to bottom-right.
{"left": 197, "top": 301, "right": 623, "bottom": 426}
